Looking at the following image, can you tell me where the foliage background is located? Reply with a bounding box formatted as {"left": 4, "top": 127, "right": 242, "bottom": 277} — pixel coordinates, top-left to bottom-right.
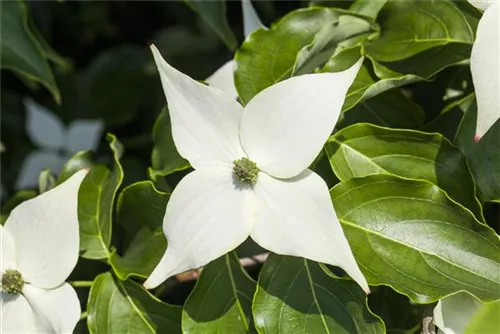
{"left": 0, "top": 0, "right": 500, "bottom": 333}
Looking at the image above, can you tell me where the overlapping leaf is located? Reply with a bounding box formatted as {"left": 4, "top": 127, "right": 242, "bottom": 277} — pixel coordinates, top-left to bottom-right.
{"left": 87, "top": 272, "right": 182, "bottom": 333}
{"left": 235, "top": 7, "right": 376, "bottom": 104}
{"left": 110, "top": 181, "right": 168, "bottom": 280}
{"left": 365, "top": 0, "right": 475, "bottom": 61}
{"left": 182, "top": 252, "right": 256, "bottom": 333}
{"left": 253, "top": 254, "right": 384, "bottom": 333}
{"left": 331, "top": 174, "right": 500, "bottom": 303}
{"left": 325, "top": 123, "right": 483, "bottom": 219}
{"left": 61, "top": 135, "right": 123, "bottom": 259}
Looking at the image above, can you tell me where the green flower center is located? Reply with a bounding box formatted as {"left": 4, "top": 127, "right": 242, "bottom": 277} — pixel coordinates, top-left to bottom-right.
{"left": 1, "top": 269, "right": 24, "bottom": 294}
{"left": 233, "top": 157, "right": 259, "bottom": 184}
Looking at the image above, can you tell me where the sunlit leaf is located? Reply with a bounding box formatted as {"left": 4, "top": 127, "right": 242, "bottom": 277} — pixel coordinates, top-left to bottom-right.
{"left": 326, "top": 123, "right": 483, "bottom": 220}
{"left": 332, "top": 174, "right": 500, "bottom": 303}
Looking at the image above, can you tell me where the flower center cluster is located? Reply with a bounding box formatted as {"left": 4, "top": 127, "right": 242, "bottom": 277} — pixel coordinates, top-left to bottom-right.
{"left": 1, "top": 269, "right": 24, "bottom": 294}
{"left": 233, "top": 157, "right": 259, "bottom": 184}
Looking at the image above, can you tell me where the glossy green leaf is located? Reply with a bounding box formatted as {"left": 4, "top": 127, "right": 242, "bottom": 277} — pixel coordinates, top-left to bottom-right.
{"left": 253, "top": 254, "right": 385, "bottom": 333}
{"left": 182, "top": 252, "right": 256, "bottom": 333}
{"left": 87, "top": 272, "right": 182, "bottom": 334}
{"left": 235, "top": 8, "right": 375, "bottom": 104}
{"left": 76, "top": 134, "right": 124, "bottom": 259}
{"left": 365, "top": 0, "right": 475, "bottom": 61}
{"left": 325, "top": 123, "right": 483, "bottom": 220}
{"left": 185, "top": 0, "right": 237, "bottom": 50}
{"left": 81, "top": 45, "right": 155, "bottom": 126}
{"left": 338, "top": 89, "right": 424, "bottom": 130}
{"left": 371, "top": 43, "right": 472, "bottom": 80}
{"left": 323, "top": 45, "right": 461, "bottom": 114}
{"left": 349, "top": 0, "right": 387, "bottom": 19}
{"left": 0, "top": 0, "right": 60, "bottom": 103}
{"left": 110, "top": 181, "right": 168, "bottom": 280}
{"left": 150, "top": 106, "right": 190, "bottom": 180}
{"left": 455, "top": 99, "right": 500, "bottom": 202}
{"left": 331, "top": 174, "right": 500, "bottom": 303}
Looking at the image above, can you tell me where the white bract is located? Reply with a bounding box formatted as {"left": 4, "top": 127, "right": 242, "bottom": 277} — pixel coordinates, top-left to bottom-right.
{"left": 468, "top": 0, "right": 500, "bottom": 140}
{"left": 1, "top": 170, "right": 87, "bottom": 333}
{"left": 205, "top": 0, "right": 266, "bottom": 98}
{"left": 17, "top": 99, "right": 103, "bottom": 189}
{"left": 433, "top": 292, "right": 496, "bottom": 334}
{"left": 144, "top": 44, "right": 369, "bottom": 293}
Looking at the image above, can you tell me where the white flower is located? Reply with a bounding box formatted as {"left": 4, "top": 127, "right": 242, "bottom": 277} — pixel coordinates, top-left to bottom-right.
{"left": 143, "top": 45, "right": 369, "bottom": 293}
{"left": 17, "top": 99, "right": 103, "bottom": 189}
{"left": 205, "top": 0, "right": 266, "bottom": 98}
{"left": 468, "top": 0, "right": 500, "bottom": 141}
{"left": 433, "top": 292, "right": 484, "bottom": 334}
{"left": 1, "top": 170, "right": 87, "bottom": 333}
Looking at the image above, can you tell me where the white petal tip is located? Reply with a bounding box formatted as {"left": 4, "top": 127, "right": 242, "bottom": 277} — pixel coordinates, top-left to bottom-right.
{"left": 142, "top": 281, "right": 155, "bottom": 290}
{"left": 474, "top": 134, "right": 482, "bottom": 143}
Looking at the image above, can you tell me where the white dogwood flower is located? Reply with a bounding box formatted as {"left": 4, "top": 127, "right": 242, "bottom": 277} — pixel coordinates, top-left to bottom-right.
{"left": 468, "top": 0, "right": 500, "bottom": 141}
{"left": 17, "top": 99, "right": 103, "bottom": 189}
{"left": 144, "top": 45, "right": 369, "bottom": 293}
{"left": 1, "top": 170, "right": 87, "bottom": 333}
{"left": 205, "top": 0, "right": 266, "bottom": 98}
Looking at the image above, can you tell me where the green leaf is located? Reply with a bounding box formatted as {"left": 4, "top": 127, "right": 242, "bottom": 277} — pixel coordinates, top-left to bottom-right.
{"left": 87, "top": 272, "right": 182, "bottom": 334}
{"left": 253, "top": 254, "right": 385, "bottom": 333}
{"left": 235, "top": 8, "right": 375, "bottom": 104}
{"left": 423, "top": 94, "right": 474, "bottom": 141}
{"left": 185, "top": 0, "right": 237, "bottom": 50}
{"left": 38, "top": 169, "right": 56, "bottom": 194}
{"left": 150, "top": 106, "right": 190, "bottom": 180}
{"left": 455, "top": 99, "right": 500, "bottom": 202}
{"left": 75, "top": 134, "right": 124, "bottom": 259}
{"left": 338, "top": 89, "right": 424, "bottom": 130}
{"left": 182, "top": 252, "right": 256, "bottom": 333}
{"left": 331, "top": 174, "right": 500, "bottom": 303}
{"left": 110, "top": 181, "right": 168, "bottom": 280}
{"left": 325, "top": 123, "right": 483, "bottom": 220}
{"left": 0, "top": 0, "right": 60, "bottom": 103}
{"left": 81, "top": 45, "right": 155, "bottom": 126}
{"left": 371, "top": 43, "right": 472, "bottom": 80}
{"left": 365, "top": 0, "right": 475, "bottom": 61}
{"left": 323, "top": 47, "right": 419, "bottom": 114}
{"left": 349, "top": 0, "right": 387, "bottom": 19}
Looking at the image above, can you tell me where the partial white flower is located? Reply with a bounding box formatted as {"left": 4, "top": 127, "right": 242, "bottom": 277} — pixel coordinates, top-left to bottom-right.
{"left": 1, "top": 170, "right": 87, "bottom": 333}
{"left": 17, "top": 99, "right": 103, "bottom": 189}
{"left": 468, "top": 0, "right": 500, "bottom": 140}
{"left": 205, "top": 0, "right": 266, "bottom": 97}
{"left": 144, "top": 45, "right": 369, "bottom": 293}
{"left": 433, "top": 292, "right": 485, "bottom": 334}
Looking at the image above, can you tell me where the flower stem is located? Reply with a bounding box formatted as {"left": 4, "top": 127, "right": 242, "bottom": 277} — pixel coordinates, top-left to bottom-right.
{"left": 69, "top": 280, "right": 93, "bottom": 288}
